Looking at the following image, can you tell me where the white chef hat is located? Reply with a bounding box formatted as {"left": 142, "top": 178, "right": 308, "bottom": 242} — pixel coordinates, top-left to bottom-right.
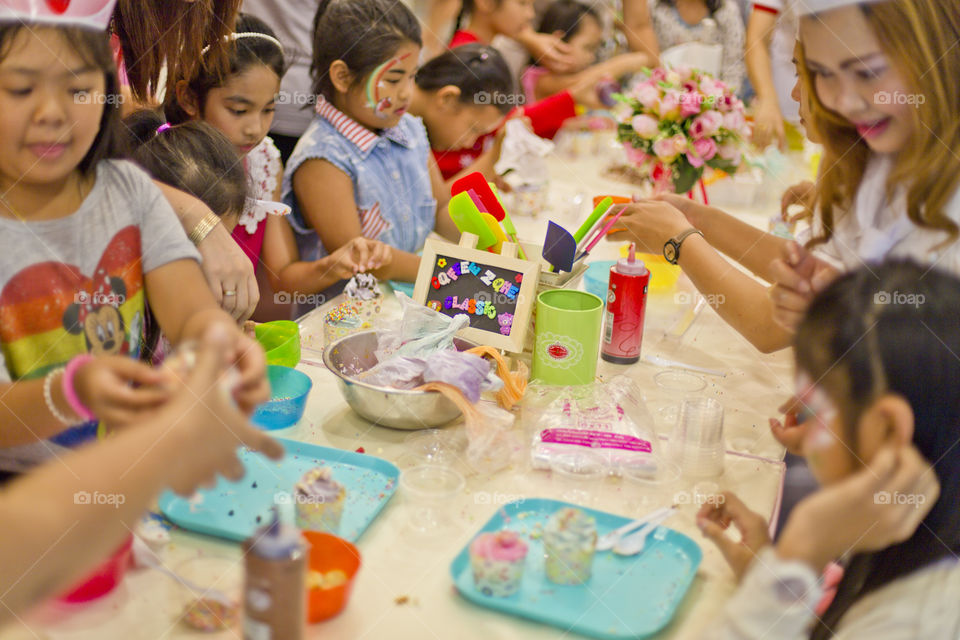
{"left": 0, "top": 0, "right": 117, "bottom": 31}
{"left": 792, "top": 0, "right": 887, "bottom": 16}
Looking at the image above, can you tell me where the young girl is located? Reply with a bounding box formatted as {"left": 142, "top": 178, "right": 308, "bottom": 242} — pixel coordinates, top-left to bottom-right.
{"left": 411, "top": 44, "right": 515, "bottom": 183}
{"left": 283, "top": 0, "right": 458, "bottom": 285}
{"left": 124, "top": 110, "right": 391, "bottom": 319}
{"left": 0, "top": 19, "right": 266, "bottom": 470}
{"left": 522, "top": 0, "right": 652, "bottom": 104}
{"left": 698, "top": 260, "right": 960, "bottom": 638}
{"left": 609, "top": 0, "right": 960, "bottom": 353}
{"left": 651, "top": 0, "right": 745, "bottom": 92}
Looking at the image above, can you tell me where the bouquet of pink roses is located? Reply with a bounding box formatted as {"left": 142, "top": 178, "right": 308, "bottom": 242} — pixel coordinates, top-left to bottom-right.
{"left": 617, "top": 66, "right": 750, "bottom": 194}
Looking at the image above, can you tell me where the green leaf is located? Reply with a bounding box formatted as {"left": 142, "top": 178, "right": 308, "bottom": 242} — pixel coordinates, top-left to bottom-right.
{"left": 672, "top": 158, "right": 702, "bottom": 194}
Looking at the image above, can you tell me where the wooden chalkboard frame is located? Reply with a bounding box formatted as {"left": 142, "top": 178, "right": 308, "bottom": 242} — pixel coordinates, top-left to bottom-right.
{"left": 413, "top": 233, "right": 541, "bottom": 352}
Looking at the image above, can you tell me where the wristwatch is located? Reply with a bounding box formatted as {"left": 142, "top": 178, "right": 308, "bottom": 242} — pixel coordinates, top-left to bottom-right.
{"left": 663, "top": 228, "right": 704, "bottom": 265}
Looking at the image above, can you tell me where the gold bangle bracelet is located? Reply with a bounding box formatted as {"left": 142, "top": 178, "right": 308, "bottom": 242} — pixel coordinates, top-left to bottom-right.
{"left": 188, "top": 212, "right": 221, "bottom": 245}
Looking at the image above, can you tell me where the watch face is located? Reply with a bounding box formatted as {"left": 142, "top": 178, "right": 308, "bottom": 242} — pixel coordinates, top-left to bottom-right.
{"left": 664, "top": 243, "right": 677, "bottom": 263}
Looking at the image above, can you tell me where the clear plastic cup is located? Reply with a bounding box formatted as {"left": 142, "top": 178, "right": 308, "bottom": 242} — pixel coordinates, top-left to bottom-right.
{"left": 670, "top": 397, "right": 725, "bottom": 478}
{"left": 399, "top": 465, "right": 465, "bottom": 535}
{"left": 550, "top": 450, "right": 606, "bottom": 505}
{"left": 402, "top": 429, "right": 465, "bottom": 467}
{"left": 653, "top": 370, "right": 707, "bottom": 432}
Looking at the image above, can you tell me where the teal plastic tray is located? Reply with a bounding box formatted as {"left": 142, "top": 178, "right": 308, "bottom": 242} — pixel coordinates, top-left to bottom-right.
{"left": 451, "top": 499, "right": 701, "bottom": 640}
{"left": 158, "top": 438, "right": 398, "bottom": 543}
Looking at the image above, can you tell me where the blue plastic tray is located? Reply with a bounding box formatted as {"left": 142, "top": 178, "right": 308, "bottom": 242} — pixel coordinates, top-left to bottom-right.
{"left": 451, "top": 499, "right": 701, "bottom": 640}
{"left": 158, "top": 439, "right": 398, "bottom": 543}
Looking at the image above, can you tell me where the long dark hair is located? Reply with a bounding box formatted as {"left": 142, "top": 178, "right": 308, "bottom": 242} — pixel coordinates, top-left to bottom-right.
{"left": 0, "top": 25, "right": 121, "bottom": 176}
{"left": 538, "top": 0, "right": 600, "bottom": 41}
{"left": 794, "top": 260, "right": 960, "bottom": 638}
{"left": 415, "top": 44, "right": 514, "bottom": 116}
{"left": 311, "top": 0, "right": 421, "bottom": 101}
{"left": 166, "top": 13, "right": 287, "bottom": 125}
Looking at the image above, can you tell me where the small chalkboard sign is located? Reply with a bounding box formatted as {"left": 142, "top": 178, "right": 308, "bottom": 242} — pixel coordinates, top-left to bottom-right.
{"left": 413, "top": 234, "right": 541, "bottom": 352}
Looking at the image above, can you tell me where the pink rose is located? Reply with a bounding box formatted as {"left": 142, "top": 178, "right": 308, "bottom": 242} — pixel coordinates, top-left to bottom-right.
{"left": 649, "top": 68, "right": 668, "bottom": 83}
{"left": 699, "top": 77, "right": 724, "bottom": 99}
{"left": 717, "top": 143, "right": 742, "bottom": 165}
{"left": 680, "top": 93, "right": 701, "bottom": 118}
{"left": 653, "top": 134, "right": 687, "bottom": 162}
{"left": 632, "top": 81, "right": 661, "bottom": 109}
{"left": 631, "top": 114, "right": 660, "bottom": 138}
{"left": 674, "top": 65, "right": 693, "bottom": 82}
{"left": 623, "top": 143, "right": 650, "bottom": 165}
{"left": 722, "top": 110, "right": 746, "bottom": 134}
{"left": 685, "top": 151, "right": 704, "bottom": 169}
{"left": 693, "top": 137, "right": 717, "bottom": 161}
{"left": 690, "top": 110, "right": 723, "bottom": 138}
{"left": 657, "top": 90, "right": 682, "bottom": 120}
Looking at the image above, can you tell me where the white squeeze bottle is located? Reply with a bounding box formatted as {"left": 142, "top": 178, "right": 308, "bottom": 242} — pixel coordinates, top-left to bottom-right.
{"left": 243, "top": 502, "right": 306, "bottom": 639}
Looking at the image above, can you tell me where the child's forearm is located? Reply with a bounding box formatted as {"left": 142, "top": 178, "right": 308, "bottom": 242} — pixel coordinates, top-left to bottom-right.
{"left": 0, "top": 423, "right": 183, "bottom": 620}
{"left": 676, "top": 234, "right": 793, "bottom": 353}
{"left": 274, "top": 258, "right": 347, "bottom": 296}
{"left": 373, "top": 250, "right": 421, "bottom": 282}
{"left": 0, "top": 378, "right": 82, "bottom": 447}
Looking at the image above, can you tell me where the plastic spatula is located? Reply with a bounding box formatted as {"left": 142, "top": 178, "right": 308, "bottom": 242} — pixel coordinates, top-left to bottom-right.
{"left": 448, "top": 191, "right": 496, "bottom": 249}
{"left": 542, "top": 221, "right": 577, "bottom": 272}
{"left": 480, "top": 212, "right": 508, "bottom": 253}
{"left": 574, "top": 196, "right": 613, "bottom": 245}
{"left": 489, "top": 184, "right": 527, "bottom": 259}
{"left": 452, "top": 172, "right": 505, "bottom": 219}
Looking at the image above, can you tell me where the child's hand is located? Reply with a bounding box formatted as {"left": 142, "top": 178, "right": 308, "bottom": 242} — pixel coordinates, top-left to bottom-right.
{"left": 209, "top": 318, "right": 269, "bottom": 414}
{"left": 768, "top": 241, "right": 839, "bottom": 332}
{"left": 163, "top": 325, "right": 284, "bottom": 496}
{"left": 696, "top": 492, "right": 772, "bottom": 582}
{"left": 776, "top": 445, "right": 939, "bottom": 573}
{"left": 73, "top": 356, "right": 172, "bottom": 429}
{"left": 521, "top": 31, "right": 578, "bottom": 74}
{"left": 328, "top": 237, "right": 392, "bottom": 279}
{"left": 769, "top": 395, "right": 809, "bottom": 456}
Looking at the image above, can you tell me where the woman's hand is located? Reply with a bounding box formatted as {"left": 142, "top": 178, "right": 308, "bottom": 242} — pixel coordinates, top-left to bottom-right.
{"left": 768, "top": 241, "right": 839, "bottom": 332}
{"left": 198, "top": 223, "right": 260, "bottom": 322}
{"left": 654, "top": 192, "right": 714, "bottom": 227}
{"left": 769, "top": 395, "right": 810, "bottom": 456}
{"left": 73, "top": 356, "right": 172, "bottom": 429}
{"left": 697, "top": 492, "right": 772, "bottom": 581}
{"left": 780, "top": 181, "right": 816, "bottom": 224}
{"left": 776, "top": 446, "right": 939, "bottom": 573}
{"left": 752, "top": 98, "right": 786, "bottom": 150}
{"left": 162, "top": 324, "right": 284, "bottom": 496}
{"left": 517, "top": 29, "right": 578, "bottom": 74}
{"left": 605, "top": 201, "right": 693, "bottom": 254}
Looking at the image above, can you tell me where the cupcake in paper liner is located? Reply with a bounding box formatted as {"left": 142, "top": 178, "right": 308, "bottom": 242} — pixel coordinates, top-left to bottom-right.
{"left": 542, "top": 507, "right": 597, "bottom": 585}
{"left": 469, "top": 530, "right": 528, "bottom": 597}
{"left": 323, "top": 301, "right": 364, "bottom": 346}
{"left": 293, "top": 468, "right": 346, "bottom": 534}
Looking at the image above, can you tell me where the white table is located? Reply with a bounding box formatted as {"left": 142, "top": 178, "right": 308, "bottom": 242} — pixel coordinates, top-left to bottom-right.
{"left": 6, "top": 153, "right": 798, "bottom": 640}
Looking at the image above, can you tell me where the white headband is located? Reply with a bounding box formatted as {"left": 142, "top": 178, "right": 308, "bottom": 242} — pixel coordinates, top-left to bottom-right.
{"left": 791, "top": 0, "right": 886, "bottom": 16}
{"left": 200, "top": 32, "right": 284, "bottom": 57}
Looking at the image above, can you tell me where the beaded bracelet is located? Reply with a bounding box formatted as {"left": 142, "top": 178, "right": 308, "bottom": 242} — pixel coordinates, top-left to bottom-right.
{"left": 43, "top": 367, "right": 78, "bottom": 426}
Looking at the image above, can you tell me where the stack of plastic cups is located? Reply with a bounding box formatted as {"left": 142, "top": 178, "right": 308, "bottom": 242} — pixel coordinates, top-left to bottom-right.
{"left": 669, "top": 397, "right": 725, "bottom": 478}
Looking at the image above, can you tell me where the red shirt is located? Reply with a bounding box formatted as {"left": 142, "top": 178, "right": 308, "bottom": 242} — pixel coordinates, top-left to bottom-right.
{"left": 436, "top": 31, "right": 578, "bottom": 180}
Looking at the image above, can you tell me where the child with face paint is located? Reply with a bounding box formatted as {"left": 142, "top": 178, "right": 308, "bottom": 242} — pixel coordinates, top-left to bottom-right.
{"left": 696, "top": 260, "right": 960, "bottom": 639}
{"left": 282, "top": 0, "right": 458, "bottom": 289}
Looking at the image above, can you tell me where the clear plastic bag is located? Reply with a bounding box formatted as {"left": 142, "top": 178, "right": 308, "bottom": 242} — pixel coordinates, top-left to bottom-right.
{"left": 375, "top": 292, "right": 469, "bottom": 361}
{"left": 522, "top": 375, "right": 659, "bottom": 475}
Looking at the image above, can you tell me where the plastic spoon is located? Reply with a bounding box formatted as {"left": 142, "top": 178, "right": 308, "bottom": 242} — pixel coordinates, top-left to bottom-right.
{"left": 595, "top": 506, "right": 675, "bottom": 551}
{"left": 613, "top": 507, "right": 678, "bottom": 556}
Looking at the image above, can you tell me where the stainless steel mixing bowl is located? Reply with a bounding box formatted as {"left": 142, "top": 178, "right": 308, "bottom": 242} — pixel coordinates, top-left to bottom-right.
{"left": 322, "top": 330, "right": 478, "bottom": 429}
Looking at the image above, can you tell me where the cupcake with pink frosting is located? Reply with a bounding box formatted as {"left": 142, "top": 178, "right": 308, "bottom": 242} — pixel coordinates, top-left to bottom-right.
{"left": 469, "top": 530, "right": 528, "bottom": 597}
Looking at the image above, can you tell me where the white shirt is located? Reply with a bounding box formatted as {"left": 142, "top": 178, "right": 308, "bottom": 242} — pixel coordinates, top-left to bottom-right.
{"left": 752, "top": 0, "right": 800, "bottom": 123}
{"left": 707, "top": 549, "right": 960, "bottom": 639}
{"left": 814, "top": 155, "right": 960, "bottom": 275}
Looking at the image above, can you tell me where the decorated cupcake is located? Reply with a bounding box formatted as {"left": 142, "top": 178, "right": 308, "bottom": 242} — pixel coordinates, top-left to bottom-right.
{"left": 343, "top": 272, "right": 383, "bottom": 321}
{"left": 323, "top": 301, "right": 363, "bottom": 346}
{"left": 293, "top": 468, "right": 346, "bottom": 534}
{"left": 469, "top": 530, "right": 528, "bottom": 597}
{"left": 542, "top": 507, "right": 597, "bottom": 585}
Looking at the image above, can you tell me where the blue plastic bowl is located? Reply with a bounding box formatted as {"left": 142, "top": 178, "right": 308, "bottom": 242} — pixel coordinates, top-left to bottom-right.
{"left": 583, "top": 261, "right": 616, "bottom": 302}
{"left": 252, "top": 365, "right": 313, "bottom": 430}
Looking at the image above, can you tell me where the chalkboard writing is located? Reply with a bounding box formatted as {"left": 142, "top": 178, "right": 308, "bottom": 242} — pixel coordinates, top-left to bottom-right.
{"left": 423, "top": 254, "right": 523, "bottom": 336}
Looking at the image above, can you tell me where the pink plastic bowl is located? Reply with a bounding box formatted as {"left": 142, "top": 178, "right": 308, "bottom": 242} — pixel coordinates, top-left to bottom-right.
{"left": 58, "top": 535, "right": 133, "bottom": 603}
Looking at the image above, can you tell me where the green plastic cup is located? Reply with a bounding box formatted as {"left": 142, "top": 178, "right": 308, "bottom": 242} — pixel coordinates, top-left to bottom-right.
{"left": 532, "top": 290, "right": 603, "bottom": 385}
{"left": 255, "top": 320, "right": 301, "bottom": 368}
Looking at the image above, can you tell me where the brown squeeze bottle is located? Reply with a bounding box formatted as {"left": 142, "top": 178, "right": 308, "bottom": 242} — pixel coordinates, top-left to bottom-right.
{"left": 243, "top": 503, "right": 307, "bottom": 639}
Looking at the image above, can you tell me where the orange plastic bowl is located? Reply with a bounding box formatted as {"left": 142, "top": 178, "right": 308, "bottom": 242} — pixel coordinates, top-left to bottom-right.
{"left": 304, "top": 532, "right": 361, "bottom": 623}
{"left": 58, "top": 534, "right": 133, "bottom": 603}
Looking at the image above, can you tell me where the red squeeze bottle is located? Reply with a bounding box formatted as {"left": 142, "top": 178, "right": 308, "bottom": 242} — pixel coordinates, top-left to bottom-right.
{"left": 601, "top": 243, "right": 649, "bottom": 364}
